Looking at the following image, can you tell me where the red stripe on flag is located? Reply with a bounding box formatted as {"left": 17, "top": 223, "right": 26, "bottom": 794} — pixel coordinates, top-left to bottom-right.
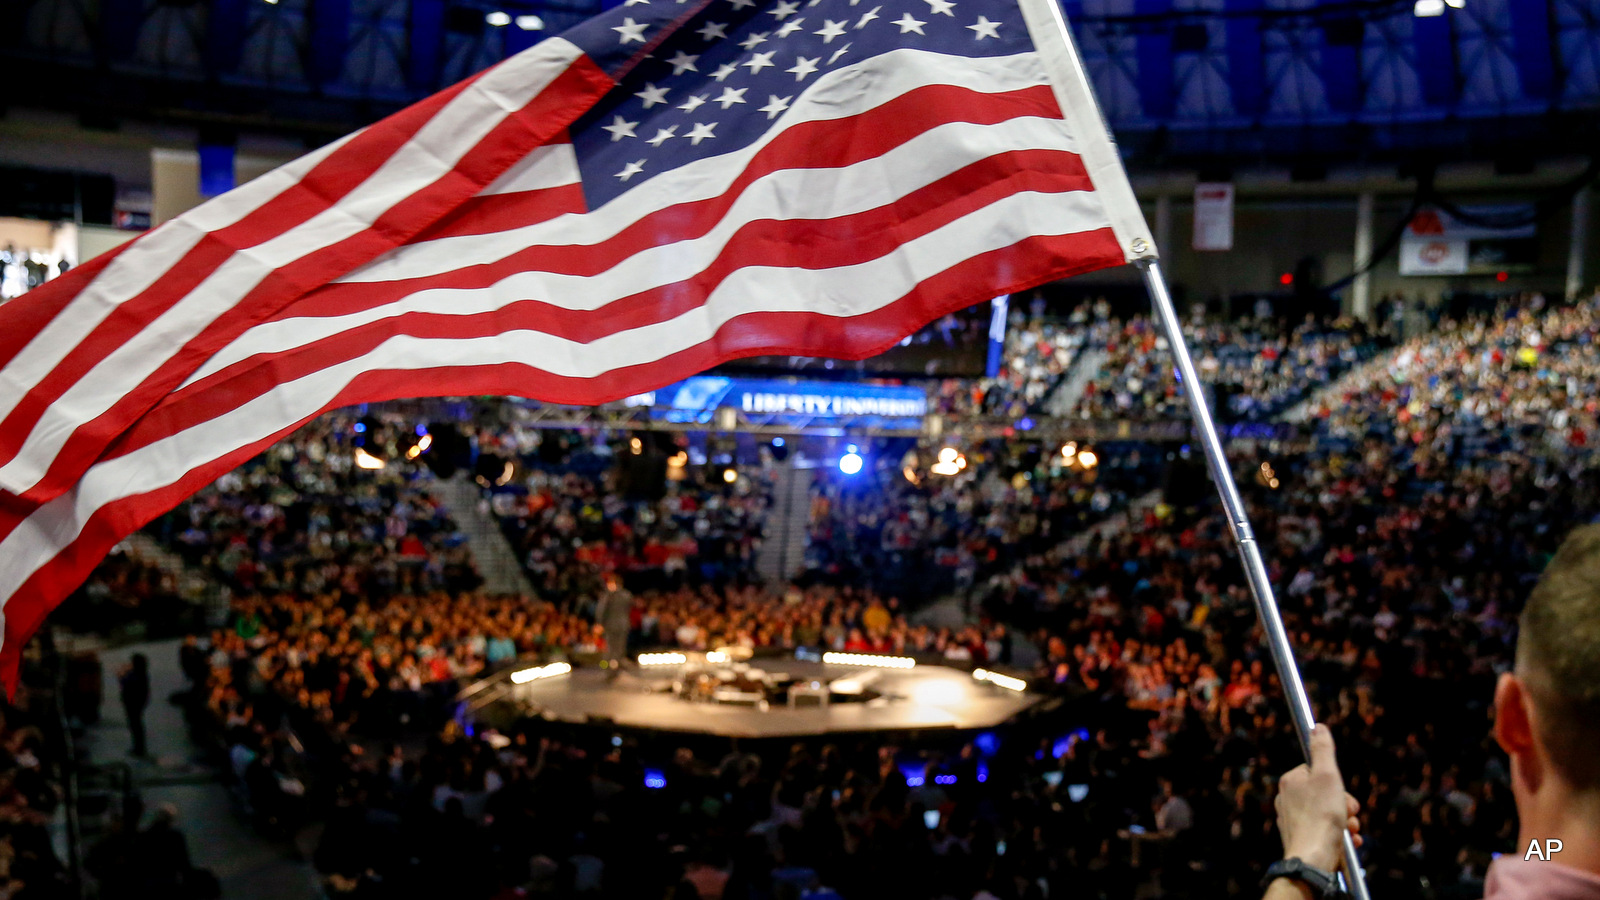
{"left": 412, "top": 182, "right": 589, "bottom": 242}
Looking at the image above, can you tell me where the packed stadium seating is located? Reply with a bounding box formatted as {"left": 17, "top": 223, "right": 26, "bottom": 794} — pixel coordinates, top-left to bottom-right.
{"left": 44, "top": 289, "right": 1595, "bottom": 898}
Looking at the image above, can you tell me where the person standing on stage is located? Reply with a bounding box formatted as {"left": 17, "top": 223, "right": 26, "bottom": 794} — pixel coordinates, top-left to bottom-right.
{"left": 1267, "top": 524, "right": 1600, "bottom": 900}
{"left": 595, "top": 572, "right": 634, "bottom": 672}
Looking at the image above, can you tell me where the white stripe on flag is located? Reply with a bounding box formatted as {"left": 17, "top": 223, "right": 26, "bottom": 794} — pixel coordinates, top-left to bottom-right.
{"left": 1016, "top": 0, "right": 1153, "bottom": 259}
{"left": 479, "top": 143, "right": 583, "bottom": 196}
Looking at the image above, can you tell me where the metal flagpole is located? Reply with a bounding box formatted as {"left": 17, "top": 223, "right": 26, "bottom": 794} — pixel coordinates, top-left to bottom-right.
{"left": 1137, "top": 258, "right": 1370, "bottom": 900}
{"left": 1015, "top": 0, "right": 1370, "bottom": 888}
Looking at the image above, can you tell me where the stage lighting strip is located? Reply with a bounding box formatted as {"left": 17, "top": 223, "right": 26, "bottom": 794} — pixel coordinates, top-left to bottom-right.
{"left": 638, "top": 652, "right": 688, "bottom": 666}
{"left": 821, "top": 652, "right": 916, "bottom": 669}
{"left": 972, "top": 668, "right": 1027, "bottom": 692}
{"left": 510, "top": 661, "right": 572, "bottom": 684}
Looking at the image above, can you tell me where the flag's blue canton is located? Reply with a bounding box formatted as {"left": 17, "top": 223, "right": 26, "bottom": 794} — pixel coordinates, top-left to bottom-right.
{"left": 568, "top": 0, "right": 1035, "bottom": 209}
{"left": 562, "top": 0, "right": 715, "bottom": 79}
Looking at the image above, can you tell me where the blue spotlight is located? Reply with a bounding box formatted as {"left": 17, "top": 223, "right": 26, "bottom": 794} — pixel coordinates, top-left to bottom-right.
{"left": 838, "top": 451, "right": 863, "bottom": 475}
{"left": 771, "top": 437, "right": 785, "bottom": 447}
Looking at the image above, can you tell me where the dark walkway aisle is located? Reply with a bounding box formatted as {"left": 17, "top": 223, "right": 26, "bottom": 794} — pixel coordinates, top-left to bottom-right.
{"left": 81, "top": 638, "right": 323, "bottom": 900}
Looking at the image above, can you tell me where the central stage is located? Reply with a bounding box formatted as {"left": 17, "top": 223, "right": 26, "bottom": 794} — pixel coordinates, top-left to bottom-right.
{"left": 495, "top": 656, "right": 1041, "bottom": 738}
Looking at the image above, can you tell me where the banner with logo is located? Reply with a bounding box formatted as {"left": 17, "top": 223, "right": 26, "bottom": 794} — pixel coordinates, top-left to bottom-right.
{"left": 628, "top": 377, "right": 928, "bottom": 430}
{"left": 1193, "top": 182, "right": 1235, "bottom": 252}
{"left": 1399, "top": 206, "right": 1537, "bottom": 276}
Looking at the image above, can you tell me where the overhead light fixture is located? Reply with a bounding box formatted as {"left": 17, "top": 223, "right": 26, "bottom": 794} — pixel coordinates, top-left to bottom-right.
{"left": 722, "top": 468, "right": 738, "bottom": 484}
{"left": 930, "top": 446, "right": 965, "bottom": 476}
{"left": 485, "top": 10, "right": 511, "bottom": 26}
{"left": 514, "top": 13, "right": 544, "bottom": 29}
{"left": 510, "top": 661, "right": 571, "bottom": 684}
{"left": 972, "top": 668, "right": 1027, "bottom": 692}
{"left": 704, "top": 650, "right": 729, "bottom": 664}
{"left": 638, "top": 652, "right": 688, "bottom": 666}
{"left": 406, "top": 433, "right": 433, "bottom": 459}
{"left": 822, "top": 651, "right": 915, "bottom": 669}
{"left": 1413, "top": 0, "right": 1445, "bottom": 15}
{"left": 354, "top": 447, "right": 386, "bottom": 470}
{"left": 838, "top": 450, "right": 863, "bottom": 475}
{"left": 1077, "top": 450, "right": 1098, "bottom": 469}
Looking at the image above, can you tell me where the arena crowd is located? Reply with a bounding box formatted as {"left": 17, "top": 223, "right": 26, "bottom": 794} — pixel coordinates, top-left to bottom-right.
{"left": 59, "top": 289, "right": 1599, "bottom": 899}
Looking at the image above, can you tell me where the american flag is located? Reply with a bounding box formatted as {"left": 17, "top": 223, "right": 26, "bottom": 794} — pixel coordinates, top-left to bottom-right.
{"left": 0, "top": 0, "right": 1152, "bottom": 685}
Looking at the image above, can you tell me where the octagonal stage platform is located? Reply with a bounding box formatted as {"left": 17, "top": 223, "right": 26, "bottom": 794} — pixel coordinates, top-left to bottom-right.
{"left": 474, "top": 653, "right": 1042, "bottom": 738}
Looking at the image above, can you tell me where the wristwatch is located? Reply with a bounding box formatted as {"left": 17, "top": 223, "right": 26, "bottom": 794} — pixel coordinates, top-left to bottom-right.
{"left": 1261, "top": 857, "right": 1344, "bottom": 899}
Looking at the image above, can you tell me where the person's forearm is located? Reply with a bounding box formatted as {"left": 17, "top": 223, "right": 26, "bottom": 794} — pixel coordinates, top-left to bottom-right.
{"left": 1263, "top": 878, "right": 1314, "bottom": 900}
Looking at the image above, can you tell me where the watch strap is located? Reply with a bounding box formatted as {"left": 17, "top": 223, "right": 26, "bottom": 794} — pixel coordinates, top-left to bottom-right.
{"left": 1261, "top": 857, "right": 1342, "bottom": 899}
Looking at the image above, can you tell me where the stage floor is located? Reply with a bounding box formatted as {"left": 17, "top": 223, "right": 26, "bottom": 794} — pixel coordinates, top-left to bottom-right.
{"left": 502, "top": 658, "right": 1040, "bottom": 738}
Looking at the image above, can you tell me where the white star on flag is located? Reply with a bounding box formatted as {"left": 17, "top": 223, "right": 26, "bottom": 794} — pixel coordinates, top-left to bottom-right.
{"left": 967, "top": 15, "right": 999, "bottom": 39}
{"left": 892, "top": 12, "right": 926, "bottom": 34}
{"left": 685, "top": 122, "right": 718, "bottom": 145}
{"left": 714, "top": 87, "right": 749, "bottom": 108}
{"left": 856, "top": 6, "right": 881, "bottom": 28}
{"left": 743, "top": 50, "right": 777, "bottom": 73}
{"left": 615, "top": 159, "right": 646, "bottom": 181}
{"left": 739, "top": 31, "right": 770, "bottom": 50}
{"left": 775, "top": 19, "right": 805, "bottom": 38}
{"left": 612, "top": 17, "right": 649, "bottom": 43}
{"left": 768, "top": 1, "right": 801, "bottom": 20}
{"left": 924, "top": 0, "right": 954, "bottom": 16}
{"left": 759, "top": 94, "right": 793, "bottom": 119}
{"left": 696, "top": 21, "right": 728, "bottom": 40}
{"left": 828, "top": 43, "right": 851, "bottom": 64}
{"left": 728, "top": 0, "right": 755, "bottom": 8}
{"left": 710, "top": 63, "right": 739, "bottom": 81}
{"left": 787, "top": 56, "right": 820, "bottom": 80}
{"left": 665, "top": 51, "right": 699, "bottom": 74}
{"left": 601, "top": 116, "right": 639, "bottom": 141}
{"left": 815, "top": 20, "right": 847, "bottom": 43}
{"left": 623, "top": 0, "right": 648, "bottom": 6}
{"left": 646, "top": 126, "right": 678, "bottom": 146}
{"left": 678, "top": 94, "right": 709, "bottom": 112}
{"left": 634, "top": 83, "right": 670, "bottom": 107}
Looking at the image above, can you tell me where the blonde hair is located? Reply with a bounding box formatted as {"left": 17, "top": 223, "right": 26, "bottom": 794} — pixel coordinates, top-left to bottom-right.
{"left": 1518, "top": 524, "right": 1600, "bottom": 791}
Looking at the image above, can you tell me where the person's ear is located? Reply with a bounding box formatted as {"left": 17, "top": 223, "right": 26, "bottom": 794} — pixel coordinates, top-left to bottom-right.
{"left": 1494, "top": 672, "right": 1543, "bottom": 789}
